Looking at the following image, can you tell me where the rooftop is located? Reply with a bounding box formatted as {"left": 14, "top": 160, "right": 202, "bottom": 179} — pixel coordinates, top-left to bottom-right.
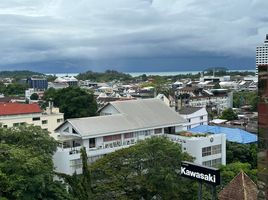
{"left": 190, "top": 125, "right": 257, "bottom": 144}
{"left": 218, "top": 171, "right": 257, "bottom": 200}
{"left": 179, "top": 107, "right": 203, "bottom": 115}
{"left": 57, "top": 99, "right": 186, "bottom": 137}
{"left": 0, "top": 103, "right": 42, "bottom": 116}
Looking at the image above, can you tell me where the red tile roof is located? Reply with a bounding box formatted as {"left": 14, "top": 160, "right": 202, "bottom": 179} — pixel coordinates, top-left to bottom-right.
{"left": 0, "top": 103, "right": 42, "bottom": 116}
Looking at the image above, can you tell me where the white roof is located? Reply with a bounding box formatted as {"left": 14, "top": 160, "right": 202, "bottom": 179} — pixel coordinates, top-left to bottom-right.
{"left": 57, "top": 99, "right": 186, "bottom": 138}
{"left": 210, "top": 119, "right": 227, "bottom": 124}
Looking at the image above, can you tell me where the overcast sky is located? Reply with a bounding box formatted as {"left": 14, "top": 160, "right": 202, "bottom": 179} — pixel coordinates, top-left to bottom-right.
{"left": 0, "top": 0, "right": 267, "bottom": 73}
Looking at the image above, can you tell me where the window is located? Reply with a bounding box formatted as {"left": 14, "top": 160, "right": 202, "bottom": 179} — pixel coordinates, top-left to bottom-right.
{"left": 104, "top": 134, "right": 121, "bottom": 142}
{"left": 202, "top": 160, "right": 211, "bottom": 167}
{"left": 32, "top": 117, "right": 40, "bottom": 121}
{"left": 154, "top": 128, "right": 162, "bottom": 134}
{"left": 124, "top": 132, "right": 134, "bottom": 139}
{"left": 200, "top": 122, "right": 204, "bottom": 125}
{"left": 211, "top": 158, "right": 222, "bottom": 167}
{"left": 202, "top": 145, "right": 222, "bottom": 157}
{"left": 57, "top": 118, "right": 63, "bottom": 123}
{"left": 13, "top": 123, "right": 20, "bottom": 127}
{"left": 42, "top": 120, "right": 48, "bottom": 125}
{"left": 212, "top": 145, "right": 221, "bottom": 154}
{"left": 202, "top": 146, "right": 211, "bottom": 157}
{"left": 200, "top": 116, "right": 204, "bottom": 120}
{"left": 3, "top": 125, "right": 7, "bottom": 128}
{"left": 187, "top": 125, "right": 191, "bottom": 130}
{"left": 188, "top": 119, "right": 191, "bottom": 123}
{"left": 89, "top": 138, "right": 96, "bottom": 148}
{"left": 72, "top": 128, "right": 78, "bottom": 134}
{"left": 63, "top": 127, "right": 69, "bottom": 133}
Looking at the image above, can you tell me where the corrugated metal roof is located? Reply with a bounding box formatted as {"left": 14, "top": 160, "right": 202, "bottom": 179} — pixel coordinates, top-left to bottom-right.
{"left": 190, "top": 125, "right": 257, "bottom": 144}
{"left": 64, "top": 99, "right": 186, "bottom": 138}
{"left": 179, "top": 107, "right": 203, "bottom": 115}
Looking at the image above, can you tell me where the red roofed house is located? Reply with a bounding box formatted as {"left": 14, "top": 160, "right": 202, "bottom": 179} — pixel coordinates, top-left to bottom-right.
{"left": 0, "top": 103, "right": 64, "bottom": 138}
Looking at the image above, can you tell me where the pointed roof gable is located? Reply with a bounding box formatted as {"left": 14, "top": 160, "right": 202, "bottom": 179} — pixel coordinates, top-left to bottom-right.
{"left": 218, "top": 171, "right": 257, "bottom": 200}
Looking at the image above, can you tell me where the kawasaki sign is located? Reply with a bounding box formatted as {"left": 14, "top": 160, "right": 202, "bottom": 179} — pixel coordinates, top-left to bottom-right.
{"left": 181, "top": 161, "right": 220, "bottom": 186}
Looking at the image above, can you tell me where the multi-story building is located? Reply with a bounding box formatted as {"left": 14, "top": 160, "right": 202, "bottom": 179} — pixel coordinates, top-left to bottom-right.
{"left": 167, "top": 132, "right": 226, "bottom": 167}
{"left": 176, "top": 87, "right": 233, "bottom": 112}
{"left": 54, "top": 76, "right": 78, "bottom": 86}
{"left": 27, "top": 76, "right": 48, "bottom": 90}
{"left": 53, "top": 99, "right": 187, "bottom": 175}
{"left": 256, "top": 34, "right": 268, "bottom": 75}
{"left": 0, "top": 103, "right": 64, "bottom": 138}
{"left": 178, "top": 107, "right": 208, "bottom": 130}
{"left": 258, "top": 64, "right": 268, "bottom": 199}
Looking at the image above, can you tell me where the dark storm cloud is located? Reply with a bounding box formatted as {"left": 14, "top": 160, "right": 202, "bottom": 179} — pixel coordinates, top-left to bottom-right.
{"left": 0, "top": 0, "right": 267, "bottom": 72}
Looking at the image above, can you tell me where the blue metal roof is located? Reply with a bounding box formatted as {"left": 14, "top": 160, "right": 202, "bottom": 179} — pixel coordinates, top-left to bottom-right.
{"left": 190, "top": 125, "right": 257, "bottom": 144}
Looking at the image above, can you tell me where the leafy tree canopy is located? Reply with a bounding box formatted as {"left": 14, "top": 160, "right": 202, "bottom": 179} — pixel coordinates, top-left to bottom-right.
{"left": 43, "top": 87, "right": 97, "bottom": 119}
{"left": 226, "top": 141, "right": 257, "bottom": 168}
{"left": 30, "top": 93, "right": 39, "bottom": 100}
{"left": 233, "top": 91, "right": 258, "bottom": 111}
{"left": 0, "top": 83, "right": 27, "bottom": 96}
{"left": 90, "top": 137, "right": 197, "bottom": 200}
{"left": 220, "top": 108, "right": 238, "bottom": 121}
{"left": 0, "top": 125, "right": 72, "bottom": 200}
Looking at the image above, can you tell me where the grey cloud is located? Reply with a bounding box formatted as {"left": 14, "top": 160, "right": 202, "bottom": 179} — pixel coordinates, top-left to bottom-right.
{"left": 0, "top": 0, "right": 267, "bottom": 72}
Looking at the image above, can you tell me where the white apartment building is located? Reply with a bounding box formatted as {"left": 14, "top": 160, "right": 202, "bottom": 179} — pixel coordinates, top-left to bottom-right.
{"left": 256, "top": 34, "right": 268, "bottom": 75}
{"left": 53, "top": 99, "right": 187, "bottom": 175}
{"left": 167, "top": 133, "right": 226, "bottom": 167}
{"left": 0, "top": 103, "right": 64, "bottom": 138}
{"left": 178, "top": 107, "right": 208, "bottom": 130}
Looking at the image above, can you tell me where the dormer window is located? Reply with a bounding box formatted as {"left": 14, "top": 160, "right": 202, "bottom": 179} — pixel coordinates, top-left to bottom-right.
{"left": 72, "top": 128, "right": 78, "bottom": 134}
{"left": 63, "top": 127, "right": 69, "bottom": 133}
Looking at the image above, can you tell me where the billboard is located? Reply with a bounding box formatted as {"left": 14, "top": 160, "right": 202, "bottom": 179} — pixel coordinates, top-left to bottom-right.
{"left": 181, "top": 161, "right": 220, "bottom": 186}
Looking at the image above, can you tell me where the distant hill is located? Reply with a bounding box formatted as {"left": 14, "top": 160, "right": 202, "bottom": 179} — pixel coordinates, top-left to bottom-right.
{"left": 0, "top": 70, "right": 45, "bottom": 79}
{"left": 76, "top": 70, "right": 132, "bottom": 82}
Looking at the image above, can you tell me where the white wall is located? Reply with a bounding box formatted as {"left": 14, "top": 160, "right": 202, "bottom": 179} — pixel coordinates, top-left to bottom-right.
{"left": 180, "top": 108, "right": 208, "bottom": 130}
{"left": 167, "top": 134, "right": 226, "bottom": 166}
{"left": 100, "top": 104, "right": 120, "bottom": 116}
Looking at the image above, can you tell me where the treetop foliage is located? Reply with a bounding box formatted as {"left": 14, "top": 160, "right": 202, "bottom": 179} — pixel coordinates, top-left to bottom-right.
{"left": 0, "top": 125, "right": 72, "bottom": 200}
{"left": 76, "top": 70, "right": 132, "bottom": 82}
{"left": 43, "top": 87, "right": 97, "bottom": 119}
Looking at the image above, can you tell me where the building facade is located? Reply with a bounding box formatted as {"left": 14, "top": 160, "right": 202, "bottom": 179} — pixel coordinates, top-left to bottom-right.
{"left": 0, "top": 103, "right": 64, "bottom": 138}
{"left": 256, "top": 34, "right": 268, "bottom": 75}
{"left": 53, "top": 99, "right": 187, "bottom": 175}
{"left": 178, "top": 107, "right": 208, "bottom": 130}
{"left": 27, "top": 77, "right": 48, "bottom": 90}
{"left": 167, "top": 133, "right": 226, "bottom": 167}
{"left": 258, "top": 64, "right": 268, "bottom": 199}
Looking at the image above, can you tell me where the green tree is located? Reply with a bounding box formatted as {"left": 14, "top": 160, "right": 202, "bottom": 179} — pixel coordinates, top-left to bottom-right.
{"left": 43, "top": 87, "right": 97, "bottom": 119}
{"left": 226, "top": 142, "right": 257, "bottom": 168}
{"left": 220, "top": 162, "right": 257, "bottom": 187}
{"left": 30, "top": 93, "right": 39, "bottom": 100}
{"left": 90, "top": 137, "right": 197, "bottom": 200}
{"left": 0, "top": 125, "right": 72, "bottom": 200}
{"left": 220, "top": 108, "right": 238, "bottom": 121}
{"left": 0, "top": 83, "right": 27, "bottom": 96}
{"left": 233, "top": 91, "right": 258, "bottom": 111}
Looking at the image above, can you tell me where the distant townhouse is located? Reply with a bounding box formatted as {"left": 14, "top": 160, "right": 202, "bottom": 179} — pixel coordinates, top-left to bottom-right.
{"left": 27, "top": 76, "right": 48, "bottom": 90}
{"left": 178, "top": 107, "right": 208, "bottom": 130}
{"left": 53, "top": 99, "right": 187, "bottom": 174}
{"left": 0, "top": 103, "right": 64, "bottom": 138}
{"left": 176, "top": 87, "right": 233, "bottom": 111}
